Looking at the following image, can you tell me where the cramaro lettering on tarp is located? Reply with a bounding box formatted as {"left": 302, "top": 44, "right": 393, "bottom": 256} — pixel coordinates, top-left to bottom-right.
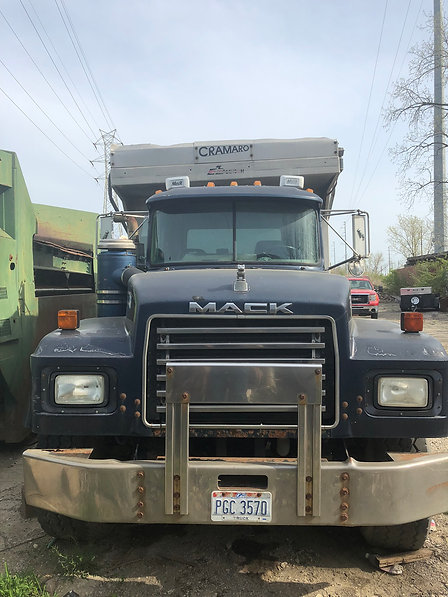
{"left": 197, "top": 144, "right": 251, "bottom": 162}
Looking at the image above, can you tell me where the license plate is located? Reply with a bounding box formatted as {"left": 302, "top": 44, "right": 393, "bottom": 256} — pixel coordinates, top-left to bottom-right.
{"left": 211, "top": 491, "right": 272, "bottom": 522}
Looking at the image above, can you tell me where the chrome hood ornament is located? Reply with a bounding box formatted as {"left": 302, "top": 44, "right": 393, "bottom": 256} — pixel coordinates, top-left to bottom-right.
{"left": 234, "top": 264, "right": 249, "bottom": 292}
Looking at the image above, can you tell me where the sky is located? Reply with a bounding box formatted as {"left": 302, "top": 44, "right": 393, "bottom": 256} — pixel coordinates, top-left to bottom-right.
{"left": 0, "top": 0, "right": 438, "bottom": 270}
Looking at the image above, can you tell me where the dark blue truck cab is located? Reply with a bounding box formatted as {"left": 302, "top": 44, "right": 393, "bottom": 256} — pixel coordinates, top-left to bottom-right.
{"left": 23, "top": 139, "right": 448, "bottom": 551}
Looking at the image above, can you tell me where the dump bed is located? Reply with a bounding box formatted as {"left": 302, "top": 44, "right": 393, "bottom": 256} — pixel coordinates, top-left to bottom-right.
{"left": 110, "top": 137, "right": 343, "bottom": 211}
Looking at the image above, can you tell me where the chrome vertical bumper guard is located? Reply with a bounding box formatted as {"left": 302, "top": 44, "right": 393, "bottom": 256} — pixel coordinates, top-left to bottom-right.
{"left": 164, "top": 361, "right": 323, "bottom": 518}
{"left": 165, "top": 366, "right": 189, "bottom": 515}
{"left": 297, "top": 366, "right": 322, "bottom": 517}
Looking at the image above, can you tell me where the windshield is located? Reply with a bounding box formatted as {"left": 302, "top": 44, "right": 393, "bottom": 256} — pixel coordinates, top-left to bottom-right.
{"left": 349, "top": 279, "right": 373, "bottom": 290}
{"left": 149, "top": 198, "right": 320, "bottom": 266}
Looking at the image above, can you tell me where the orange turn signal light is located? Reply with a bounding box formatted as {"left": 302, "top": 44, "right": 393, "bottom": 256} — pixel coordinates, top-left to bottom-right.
{"left": 230, "top": 181, "right": 238, "bottom": 186}
{"left": 254, "top": 180, "right": 262, "bottom": 186}
{"left": 155, "top": 189, "right": 163, "bottom": 194}
{"left": 207, "top": 182, "right": 215, "bottom": 187}
{"left": 306, "top": 188, "right": 314, "bottom": 193}
{"left": 58, "top": 310, "right": 80, "bottom": 330}
{"left": 401, "top": 311, "right": 423, "bottom": 333}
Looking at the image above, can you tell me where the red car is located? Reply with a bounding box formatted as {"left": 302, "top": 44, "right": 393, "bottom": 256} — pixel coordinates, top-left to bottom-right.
{"left": 348, "top": 277, "right": 379, "bottom": 319}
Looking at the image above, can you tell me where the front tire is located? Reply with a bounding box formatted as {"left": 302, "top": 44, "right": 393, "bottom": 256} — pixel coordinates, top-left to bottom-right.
{"left": 371, "top": 312, "right": 379, "bottom": 319}
{"left": 361, "top": 518, "right": 430, "bottom": 551}
{"left": 37, "top": 509, "right": 109, "bottom": 542}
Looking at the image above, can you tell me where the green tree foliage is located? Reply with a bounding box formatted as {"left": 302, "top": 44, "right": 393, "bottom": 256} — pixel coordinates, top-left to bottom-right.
{"left": 414, "top": 259, "right": 448, "bottom": 295}
{"left": 383, "top": 259, "right": 448, "bottom": 296}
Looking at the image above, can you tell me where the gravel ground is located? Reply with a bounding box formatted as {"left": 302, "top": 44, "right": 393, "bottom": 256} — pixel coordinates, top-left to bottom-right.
{"left": 1, "top": 301, "right": 448, "bottom": 596}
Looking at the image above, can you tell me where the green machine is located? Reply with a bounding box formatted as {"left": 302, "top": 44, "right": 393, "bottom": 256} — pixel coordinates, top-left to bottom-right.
{"left": 0, "top": 150, "right": 97, "bottom": 442}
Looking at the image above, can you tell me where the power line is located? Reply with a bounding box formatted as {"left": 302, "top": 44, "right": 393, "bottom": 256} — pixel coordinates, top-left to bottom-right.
{"left": 0, "top": 5, "right": 94, "bottom": 143}
{"left": 0, "top": 85, "right": 96, "bottom": 178}
{"left": 358, "top": 0, "right": 425, "bottom": 201}
{"left": 354, "top": 0, "right": 413, "bottom": 200}
{"left": 27, "top": 0, "right": 104, "bottom": 133}
{"left": 0, "top": 57, "right": 94, "bottom": 163}
{"left": 19, "top": 0, "right": 98, "bottom": 139}
{"left": 60, "top": 0, "right": 116, "bottom": 131}
{"left": 64, "top": 7, "right": 117, "bottom": 133}
{"left": 349, "top": 0, "right": 389, "bottom": 205}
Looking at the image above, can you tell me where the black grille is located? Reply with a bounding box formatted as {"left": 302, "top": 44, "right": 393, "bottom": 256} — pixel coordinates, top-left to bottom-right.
{"left": 351, "top": 294, "right": 369, "bottom": 305}
{"left": 146, "top": 317, "right": 336, "bottom": 426}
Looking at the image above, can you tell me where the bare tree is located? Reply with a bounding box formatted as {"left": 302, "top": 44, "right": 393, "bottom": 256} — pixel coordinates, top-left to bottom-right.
{"left": 387, "top": 214, "right": 433, "bottom": 259}
{"left": 366, "top": 252, "right": 385, "bottom": 276}
{"left": 385, "top": 15, "right": 448, "bottom": 205}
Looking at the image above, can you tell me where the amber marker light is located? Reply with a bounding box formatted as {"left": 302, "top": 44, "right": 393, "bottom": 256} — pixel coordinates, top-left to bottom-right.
{"left": 207, "top": 182, "right": 215, "bottom": 187}
{"left": 401, "top": 311, "right": 423, "bottom": 333}
{"left": 306, "top": 188, "right": 314, "bottom": 193}
{"left": 254, "top": 180, "right": 262, "bottom": 186}
{"left": 230, "top": 181, "right": 238, "bottom": 186}
{"left": 58, "top": 310, "right": 80, "bottom": 330}
{"left": 155, "top": 190, "right": 163, "bottom": 194}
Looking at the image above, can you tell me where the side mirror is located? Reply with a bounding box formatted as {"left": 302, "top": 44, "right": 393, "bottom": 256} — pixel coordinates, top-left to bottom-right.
{"left": 348, "top": 259, "right": 365, "bottom": 276}
{"left": 323, "top": 209, "right": 370, "bottom": 272}
{"left": 351, "top": 212, "right": 370, "bottom": 259}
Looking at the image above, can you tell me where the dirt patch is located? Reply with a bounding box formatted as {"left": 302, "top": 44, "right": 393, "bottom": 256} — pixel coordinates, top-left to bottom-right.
{"left": 2, "top": 302, "right": 448, "bottom": 596}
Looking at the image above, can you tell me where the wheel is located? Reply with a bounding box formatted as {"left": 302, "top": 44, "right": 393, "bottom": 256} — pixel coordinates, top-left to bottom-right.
{"left": 371, "top": 312, "right": 378, "bottom": 319}
{"left": 361, "top": 518, "right": 430, "bottom": 551}
{"left": 361, "top": 438, "right": 430, "bottom": 551}
{"left": 37, "top": 509, "right": 109, "bottom": 542}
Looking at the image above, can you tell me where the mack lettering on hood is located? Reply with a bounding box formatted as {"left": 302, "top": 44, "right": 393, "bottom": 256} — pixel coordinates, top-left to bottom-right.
{"left": 189, "top": 302, "right": 293, "bottom": 314}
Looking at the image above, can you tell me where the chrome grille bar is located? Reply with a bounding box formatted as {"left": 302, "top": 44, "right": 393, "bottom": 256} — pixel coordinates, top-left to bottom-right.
{"left": 158, "top": 326, "right": 325, "bottom": 334}
{"left": 145, "top": 315, "right": 337, "bottom": 428}
{"left": 157, "top": 342, "right": 325, "bottom": 350}
{"left": 157, "top": 357, "right": 326, "bottom": 365}
{"left": 157, "top": 405, "right": 327, "bottom": 413}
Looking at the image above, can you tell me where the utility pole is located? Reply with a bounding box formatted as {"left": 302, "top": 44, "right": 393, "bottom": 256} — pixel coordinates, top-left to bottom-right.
{"left": 343, "top": 221, "right": 347, "bottom": 271}
{"left": 434, "top": 0, "right": 446, "bottom": 253}
{"left": 92, "top": 129, "right": 122, "bottom": 213}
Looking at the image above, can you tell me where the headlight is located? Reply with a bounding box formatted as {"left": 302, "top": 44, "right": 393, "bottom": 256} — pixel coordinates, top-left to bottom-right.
{"left": 55, "top": 374, "right": 105, "bottom": 405}
{"left": 378, "top": 377, "right": 428, "bottom": 408}
{"left": 369, "top": 293, "right": 377, "bottom": 302}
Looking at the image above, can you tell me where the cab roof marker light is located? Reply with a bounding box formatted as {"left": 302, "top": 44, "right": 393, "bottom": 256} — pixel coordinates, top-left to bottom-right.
{"left": 306, "top": 188, "right": 314, "bottom": 193}
{"left": 207, "top": 182, "right": 215, "bottom": 187}
{"left": 254, "top": 180, "right": 262, "bottom": 186}
{"left": 230, "top": 181, "right": 238, "bottom": 186}
{"left": 165, "top": 176, "right": 190, "bottom": 190}
{"left": 155, "top": 189, "right": 163, "bottom": 194}
{"left": 280, "top": 175, "right": 304, "bottom": 189}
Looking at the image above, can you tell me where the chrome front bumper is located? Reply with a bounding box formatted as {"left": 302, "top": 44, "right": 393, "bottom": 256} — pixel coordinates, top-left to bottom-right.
{"left": 23, "top": 448, "right": 448, "bottom": 526}
{"left": 24, "top": 360, "right": 448, "bottom": 527}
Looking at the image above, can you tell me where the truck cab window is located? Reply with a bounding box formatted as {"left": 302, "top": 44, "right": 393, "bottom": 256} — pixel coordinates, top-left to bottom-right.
{"left": 149, "top": 198, "right": 320, "bottom": 266}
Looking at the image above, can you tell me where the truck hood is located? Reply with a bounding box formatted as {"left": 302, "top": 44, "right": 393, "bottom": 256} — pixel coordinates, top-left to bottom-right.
{"left": 350, "top": 289, "right": 375, "bottom": 295}
{"left": 130, "top": 268, "right": 351, "bottom": 321}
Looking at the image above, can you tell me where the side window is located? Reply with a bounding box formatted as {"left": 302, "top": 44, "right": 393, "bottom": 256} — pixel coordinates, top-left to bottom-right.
{"left": 0, "top": 189, "right": 15, "bottom": 238}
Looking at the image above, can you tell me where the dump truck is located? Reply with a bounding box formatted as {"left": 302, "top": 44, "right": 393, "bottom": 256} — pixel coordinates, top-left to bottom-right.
{"left": 0, "top": 150, "right": 96, "bottom": 443}
{"left": 23, "top": 138, "right": 448, "bottom": 551}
